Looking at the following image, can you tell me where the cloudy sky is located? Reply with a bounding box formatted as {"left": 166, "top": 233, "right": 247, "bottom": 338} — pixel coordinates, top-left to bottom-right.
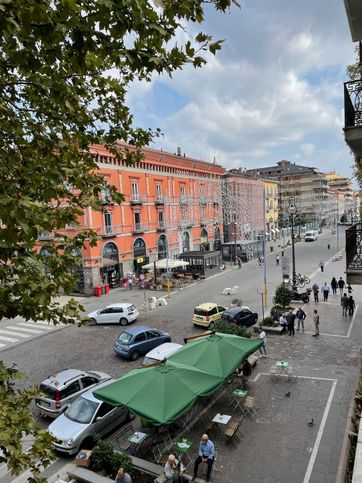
{"left": 127, "top": 0, "right": 357, "bottom": 179}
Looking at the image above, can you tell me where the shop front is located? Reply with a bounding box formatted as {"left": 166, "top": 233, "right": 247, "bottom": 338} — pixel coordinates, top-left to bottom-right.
{"left": 157, "top": 234, "right": 168, "bottom": 259}
{"left": 200, "top": 228, "right": 210, "bottom": 251}
{"left": 100, "top": 242, "right": 122, "bottom": 288}
{"left": 133, "top": 238, "right": 149, "bottom": 275}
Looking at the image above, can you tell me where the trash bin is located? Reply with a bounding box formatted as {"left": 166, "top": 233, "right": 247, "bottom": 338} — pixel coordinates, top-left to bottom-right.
{"left": 94, "top": 286, "right": 102, "bottom": 297}
{"left": 270, "top": 246, "right": 274, "bottom": 252}
{"left": 104, "top": 283, "right": 110, "bottom": 294}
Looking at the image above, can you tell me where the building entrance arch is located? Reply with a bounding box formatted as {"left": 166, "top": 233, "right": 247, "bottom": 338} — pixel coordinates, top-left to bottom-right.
{"left": 200, "top": 228, "right": 209, "bottom": 251}
{"left": 133, "top": 237, "right": 148, "bottom": 274}
{"left": 157, "top": 234, "right": 167, "bottom": 259}
{"left": 101, "top": 242, "right": 121, "bottom": 288}
{"left": 182, "top": 230, "right": 190, "bottom": 252}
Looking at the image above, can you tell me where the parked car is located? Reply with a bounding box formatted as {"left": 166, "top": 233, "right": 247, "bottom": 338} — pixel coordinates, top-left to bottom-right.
{"left": 87, "top": 303, "right": 139, "bottom": 326}
{"left": 48, "top": 379, "right": 131, "bottom": 455}
{"left": 113, "top": 325, "right": 171, "bottom": 361}
{"left": 142, "top": 342, "right": 182, "bottom": 366}
{"left": 35, "top": 369, "right": 110, "bottom": 419}
{"left": 220, "top": 306, "right": 258, "bottom": 328}
{"left": 192, "top": 303, "right": 227, "bottom": 328}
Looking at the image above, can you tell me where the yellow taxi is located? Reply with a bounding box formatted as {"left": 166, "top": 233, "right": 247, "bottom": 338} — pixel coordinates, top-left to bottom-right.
{"left": 192, "top": 303, "right": 227, "bottom": 328}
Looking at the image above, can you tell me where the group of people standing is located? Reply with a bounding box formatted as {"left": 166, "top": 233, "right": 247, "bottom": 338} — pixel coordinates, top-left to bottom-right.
{"left": 311, "top": 277, "right": 355, "bottom": 316}
{"left": 278, "top": 308, "right": 306, "bottom": 335}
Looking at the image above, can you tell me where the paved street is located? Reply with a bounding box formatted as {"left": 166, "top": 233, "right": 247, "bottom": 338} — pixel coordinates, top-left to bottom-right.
{"left": 1, "top": 228, "right": 361, "bottom": 482}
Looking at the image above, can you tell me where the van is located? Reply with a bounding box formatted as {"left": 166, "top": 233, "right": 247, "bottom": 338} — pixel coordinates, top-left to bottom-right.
{"left": 305, "top": 230, "right": 318, "bottom": 242}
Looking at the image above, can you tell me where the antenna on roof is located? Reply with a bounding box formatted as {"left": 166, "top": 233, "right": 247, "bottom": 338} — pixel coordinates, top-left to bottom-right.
{"left": 213, "top": 156, "right": 216, "bottom": 164}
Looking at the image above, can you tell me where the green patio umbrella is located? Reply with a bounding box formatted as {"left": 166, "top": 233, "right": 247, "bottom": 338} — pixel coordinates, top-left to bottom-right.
{"left": 168, "top": 332, "right": 262, "bottom": 379}
{"left": 94, "top": 361, "right": 224, "bottom": 425}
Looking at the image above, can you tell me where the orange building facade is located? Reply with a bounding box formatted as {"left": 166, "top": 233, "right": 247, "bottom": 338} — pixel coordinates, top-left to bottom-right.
{"left": 63, "top": 144, "right": 224, "bottom": 294}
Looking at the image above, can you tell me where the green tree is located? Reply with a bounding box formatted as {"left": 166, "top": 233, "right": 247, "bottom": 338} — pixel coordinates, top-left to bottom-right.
{"left": 273, "top": 284, "right": 293, "bottom": 308}
{"left": 0, "top": 1, "right": 239, "bottom": 480}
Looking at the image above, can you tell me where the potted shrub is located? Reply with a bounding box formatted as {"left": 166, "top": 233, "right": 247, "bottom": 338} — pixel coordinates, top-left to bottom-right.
{"left": 210, "top": 320, "right": 251, "bottom": 338}
{"left": 91, "top": 441, "right": 132, "bottom": 478}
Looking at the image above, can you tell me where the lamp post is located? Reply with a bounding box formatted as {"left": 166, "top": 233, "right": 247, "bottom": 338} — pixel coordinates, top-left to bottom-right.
{"left": 289, "top": 203, "right": 297, "bottom": 292}
{"left": 232, "top": 231, "right": 237, "bottom": 265}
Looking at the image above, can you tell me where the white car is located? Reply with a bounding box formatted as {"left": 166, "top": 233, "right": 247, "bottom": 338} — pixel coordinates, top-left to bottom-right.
{"left": 88, "top": 303, "right": 139, "bottom": 326}
{"left": 142, "top": 342, "right": 182, "bottom": 366}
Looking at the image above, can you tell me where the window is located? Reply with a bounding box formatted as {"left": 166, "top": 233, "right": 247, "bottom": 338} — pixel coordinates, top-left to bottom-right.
{"left": 60, "top": 381, "right": 81, "bottom": 399}
{"left": 208, "top": 307, "right": 218, "bottom": 316}
{"left": 111, "top": 307, "right": 123, "bottom": 313}
{"left": 104, "top": 213, "right": 112, "bottom": 234}
{"left": 131, "top": 182, "right": 139, "bottom": 200}
{"left": 95, "top": 402, "right": 114, "bottom": 419}
{"left": 180, "top": 185, "right": 186, "bottom": 197}
{"left": 156, "top": 184, "right": 162, "bottom": 199}
{"left": 134, "top": 332, "right": 147, "bottom": 343}
{"left": 134, "top": 212, "right": 141, "bottom": 229}
{"left": 81, "top": 377, "right": 98, "bottom": 389}
{"left": 158, "top": 211, "right": 164, "bottom": 223}
{"left": 146, "top": 330, "right": 160, "bottom": 339}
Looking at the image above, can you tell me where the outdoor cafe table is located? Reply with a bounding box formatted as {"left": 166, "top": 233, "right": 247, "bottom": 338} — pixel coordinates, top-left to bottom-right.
{"left": 212, "top": 413, "right": 232, "bottom": 426}
{"left": 127, "top": 431, "right": 149, "bottom": 455}
{"left": 275, "top": 361, "right": 289, "bottom": 376}
{"left": 230, "top": 389, "right": 248, "bottom": 412}
{"left": 171, "top": 438, "right": 193, "bottom": 468}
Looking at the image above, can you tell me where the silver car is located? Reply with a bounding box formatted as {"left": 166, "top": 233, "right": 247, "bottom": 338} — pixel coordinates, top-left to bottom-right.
{"left": 48, "top": 379, "right": 131, "bottom": 455}
{"left": 36, "top": 369, "right": 110, "bottom": 419}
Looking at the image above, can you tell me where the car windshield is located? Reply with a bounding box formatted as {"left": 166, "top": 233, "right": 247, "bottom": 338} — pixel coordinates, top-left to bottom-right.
{"left": 128, "top": 305, "right": 136, "bottom": 312}
{"left": 194, "top": 308, "right": 208, "bottom": 316}
{"left": 65, "top": 396, "right": 99, "bottom": 424}
{"left": 118, "top": 332, "right": 133, "bottom": 344}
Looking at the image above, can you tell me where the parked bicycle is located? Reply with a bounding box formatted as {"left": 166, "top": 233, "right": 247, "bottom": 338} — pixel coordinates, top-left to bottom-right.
{"left": 288, "top": 273, "right": 310, "bottom": 288}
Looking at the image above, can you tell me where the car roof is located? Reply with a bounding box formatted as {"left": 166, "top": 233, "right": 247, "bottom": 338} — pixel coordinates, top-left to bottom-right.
{"left": 121, "top": 325, "right": 153, "bottom": 335}
{"left": 82, "top": 379, "right": 117, "bottom": 403}
{"left": 41, "top": 369, "right": 87, "bottom": 388}
{"left": 224, "top": 306, "right": 251, "bottom": 314}
{"left": 195, "top": 303, "right": 218, "bottom": 310}
{"left": 144, "top": 343, "right": 182, "bottom": 360}
{"left": 106, "top": 303, "right": 132, "bottom": 308}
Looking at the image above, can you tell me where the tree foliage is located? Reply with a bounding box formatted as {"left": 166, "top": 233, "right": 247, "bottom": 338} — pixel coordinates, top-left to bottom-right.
{"left": 273, "top": 284, "right": 293, "bottom": 308}
{"left": 0, "top": 0, "right": 238, "bottom": 479}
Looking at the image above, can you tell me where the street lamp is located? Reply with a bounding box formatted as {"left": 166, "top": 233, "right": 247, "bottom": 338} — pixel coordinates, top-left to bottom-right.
{"left": 289, "top": 203, "right": 297, "bottom": 292}
{"left": 231, "top": 231, "right": 237, "bottom": 265}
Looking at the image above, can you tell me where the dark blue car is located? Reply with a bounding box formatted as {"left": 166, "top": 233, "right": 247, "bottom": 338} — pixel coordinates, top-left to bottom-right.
{"left": 113, "top": 325, "right": 171, "bottom": 361}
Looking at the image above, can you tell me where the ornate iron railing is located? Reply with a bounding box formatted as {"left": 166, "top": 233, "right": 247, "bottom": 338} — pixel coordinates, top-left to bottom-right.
{"left": 346, "top": 223, "right": 362, "bottom": 271}
{"left": 344, "top": 80, "right": 362, "bottom": 128}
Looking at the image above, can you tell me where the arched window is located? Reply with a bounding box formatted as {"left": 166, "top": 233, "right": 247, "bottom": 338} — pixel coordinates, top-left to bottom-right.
{"left": 102, "top": 242, "right": 119, "bottom": 262}
{"left": 200, "top": 228, "right": 209, "bottom": 251}
{"left": 133, "top": 238, "right": 146, "bottom": 258}
{"left": 182, "top": 231, "right": 190, "bottom": 252}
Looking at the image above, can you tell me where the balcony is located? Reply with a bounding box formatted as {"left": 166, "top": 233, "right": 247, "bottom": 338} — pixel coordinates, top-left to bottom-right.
{"left": 132, "top": 223, "right": 148, "bottom": 234}
{"left": 344, "top": 0, "right": 362, "bottom": 42}
{"left": 199, "top": 196, "right": 210, "bottom": 205}
{"left": 179, "top": 219, "right": 193, "bottom": 229}
{"left": 213, "top": 196, "right": 220, "bottom": 205}
{"left": 346, "top": 223, "right": 362, "bottom": 284}
{"left": 157, "top": 221, "right": 166, "bottom": 231}
{"left": 179, "top": 195, "right": 192, "bottom": 206}
{"left": 130, "top": 194, "right": 147, "bottom": 205}
{"left": 38, "top": 231, "right": 54, "bottom": 241}
{"left": 344, "top": 80, "right": 362, "bottom": 157}
{"left": 100, "top": 225, "right": 123, "bottom": 237}
{"left": 155, "top": 195, "right": 165, "bottom": 205}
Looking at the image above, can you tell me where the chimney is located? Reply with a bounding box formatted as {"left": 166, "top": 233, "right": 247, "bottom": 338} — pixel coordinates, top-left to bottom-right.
{"left": 177, "top": 147, "right": 181, "bottom": 156}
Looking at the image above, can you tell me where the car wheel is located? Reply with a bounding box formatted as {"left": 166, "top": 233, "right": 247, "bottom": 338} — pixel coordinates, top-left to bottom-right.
{"left": 130, "top": 351, "right": 140, "bottom": 361}
{"left": 119, "top": 317, "right": 128, "bottom": 326}
{"left": 89, "top": 318, "right": 97, "bottom": 326}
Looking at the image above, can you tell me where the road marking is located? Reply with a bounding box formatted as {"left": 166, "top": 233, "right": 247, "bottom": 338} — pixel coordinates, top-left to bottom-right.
{"left": 0, "top": 343, "right": 6, "bottom": 348}
{"left": 17, "top": 322, "right": 54, "bottom": 330}
{"left": 6, "top": 326, "right": 43, "bottom": 334}
{"left": 0, "top": 329, "right": 31, "bottom": 338}
{"left": 303, "top": 379, "right": 337, "bottom": 483}
{"left": 0, "top": 335, "right": 18, "bottom": 342}
{"left": 302, "top": 304, "right": 358, "bottom": 338}
{"left": 347, "top": 304, "right": 359, "bottom": 338}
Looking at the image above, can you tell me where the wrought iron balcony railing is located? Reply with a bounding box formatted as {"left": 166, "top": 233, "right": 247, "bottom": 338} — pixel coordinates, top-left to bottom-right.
{"left": 344, "top": 80, "right": 362, "bottom": 128}
{"left": 346, "top": 223, "right": 362, "bottom": 273}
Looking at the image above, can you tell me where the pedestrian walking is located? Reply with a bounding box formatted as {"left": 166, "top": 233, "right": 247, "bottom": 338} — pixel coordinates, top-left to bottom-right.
{"left": 312, "top": 282, "right": 319, "bottom": 303}
{"left": 321, "top": 282, "right": 330, "bottom": 302}
{"left": 276, "top": 255, "right": 280, "bottom": 266}
{"left": 296, "top": 307, "right": 306, "bottom": 332}
{"left": 330, "top": 277, "right": 338, "bottom": 295}
{"left": 341, "top": 293, "right": 349, "bottom": 316}
{"left": 327, "top": 242, "right": 330, "bottom": 250}
{"left": 338, "top": 277, "right": 345, "bottom": 296}
{"left": 128, "top": 274, "right": 133, "bottom": 290}
{"left": 348, "top": 296, "right": 356, "bottom": 316}
{"left": 347, "top": 284, "right": 353, "bottom": 295}
{"left": 312, "top": 309, "right": 320, "bottom": 336}
{"left": 258, "top": 328, "right": 267, "bottom": 356}
{"left": 286, "top": 310, "right": 296, "bottom": 336}
{"left": 319, "top": 260, "right": 325, "bottom": 272}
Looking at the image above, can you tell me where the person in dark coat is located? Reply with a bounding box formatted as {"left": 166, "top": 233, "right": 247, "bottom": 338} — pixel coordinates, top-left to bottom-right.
{"left": 331, "top": 277, "right": 338, "bottom": 295}
{"left": 286, "top": 311, "right": 296, "bottom": 336}
{"left": 348, "top": 296, "right": 356, "bottom": 316}
{"left": 337, "top": 277, "right": 345, "bottom": 296}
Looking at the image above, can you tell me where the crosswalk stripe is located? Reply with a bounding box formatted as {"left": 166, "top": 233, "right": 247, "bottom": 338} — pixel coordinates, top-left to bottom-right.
{"left": 0, "top": 329, "right": 31, "bottom": 338}
{"left": 0, "top": 343, "right": 6, "bottom": 348}
{"left": 18, "top": 322, "right": 54, "bottom": 331}
{"left": 0, "top": 335, "right": 18, "bottom": 342}
{"left": 6, "top": 326, "right": 43, "bottom": 334}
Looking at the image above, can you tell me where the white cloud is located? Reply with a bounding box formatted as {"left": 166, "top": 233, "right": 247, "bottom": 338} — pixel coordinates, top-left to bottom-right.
{"left": 126, "top": 0, "right": 357, "bottom": 178}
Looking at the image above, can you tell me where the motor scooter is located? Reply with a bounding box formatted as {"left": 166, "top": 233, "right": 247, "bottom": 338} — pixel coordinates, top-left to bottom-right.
{"left": 290, "top": 288, "right": 311, "bottom": 303}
